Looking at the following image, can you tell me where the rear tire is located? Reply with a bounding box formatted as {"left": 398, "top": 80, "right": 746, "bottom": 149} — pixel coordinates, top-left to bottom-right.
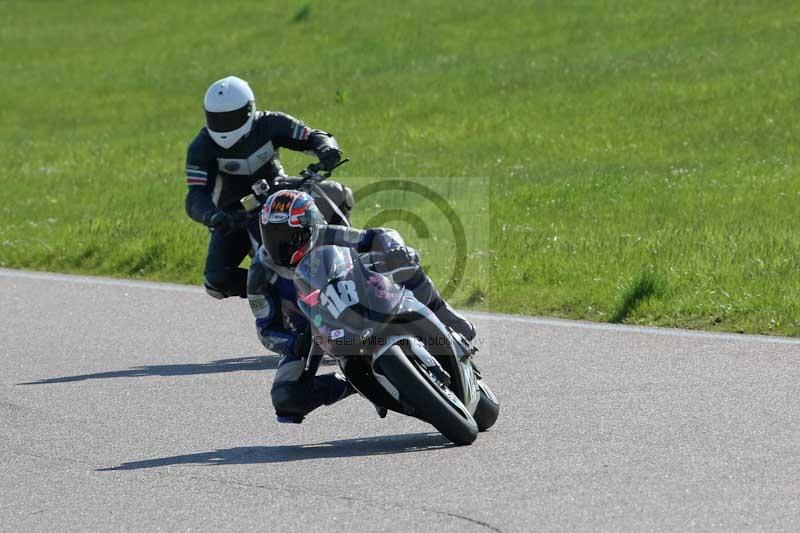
{"left": 474, "top": 380, "right": 500, "bottom": 432}
{"left": 375, "top": 345, "right": 478, "bottom": 445}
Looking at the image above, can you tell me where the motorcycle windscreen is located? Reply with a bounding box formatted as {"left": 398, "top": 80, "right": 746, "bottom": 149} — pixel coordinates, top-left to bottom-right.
{"left": 294, "top": 245, "right": 404, "bottom": 348}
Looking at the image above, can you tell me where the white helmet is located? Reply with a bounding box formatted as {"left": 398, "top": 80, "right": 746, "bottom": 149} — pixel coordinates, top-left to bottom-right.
{"left": 203, "top": 76, "right": 255, "bottom": 149}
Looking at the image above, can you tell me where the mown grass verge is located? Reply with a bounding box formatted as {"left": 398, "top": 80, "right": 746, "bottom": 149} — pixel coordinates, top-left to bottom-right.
{"left": 1, "top": 1, "right": 798, "bottom": 335}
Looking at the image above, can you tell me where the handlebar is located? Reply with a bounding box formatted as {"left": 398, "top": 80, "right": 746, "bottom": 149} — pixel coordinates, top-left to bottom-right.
{"left": 239, "top": 158, "right": 350, "bottom": 212}
{"left": 300, "top": 157, "right": 350, "bottom": 183}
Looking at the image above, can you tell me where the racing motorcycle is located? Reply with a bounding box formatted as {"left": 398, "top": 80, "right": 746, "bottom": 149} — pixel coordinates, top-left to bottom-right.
{"left": 237, "top": 161, "right": 354, "bottom": 252}
{"left": 293, "top": 244, "right": 500, "bottom": 445}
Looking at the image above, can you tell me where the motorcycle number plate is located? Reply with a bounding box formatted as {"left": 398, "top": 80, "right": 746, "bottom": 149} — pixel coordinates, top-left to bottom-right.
{"left": 320, "top": 280, "right": 359, "bottom": 318}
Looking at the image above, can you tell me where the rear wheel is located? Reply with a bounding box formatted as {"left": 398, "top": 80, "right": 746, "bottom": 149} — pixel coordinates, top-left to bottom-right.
{"left": 375, "top": 345, "right": 478, "bottom": 445}
{"left": 474, "top": 380, "right": 500, "bottom": 432}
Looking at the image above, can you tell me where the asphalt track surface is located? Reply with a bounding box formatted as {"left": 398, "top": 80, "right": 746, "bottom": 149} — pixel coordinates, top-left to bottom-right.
{"left": 2, "top": 269, "right": 799, "bottom": 532}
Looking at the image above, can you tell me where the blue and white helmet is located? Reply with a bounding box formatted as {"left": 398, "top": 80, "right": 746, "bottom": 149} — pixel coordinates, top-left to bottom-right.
{"left": 203, "top": 76, "right": 255, "bottom": 149}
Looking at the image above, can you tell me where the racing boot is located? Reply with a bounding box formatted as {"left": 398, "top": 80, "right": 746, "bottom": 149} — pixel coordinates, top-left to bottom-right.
{"left": 274, "top": 374, "right": 355, "bottom": 424}
{"left": 276, "top": 414, "right": 305, "bottom": 424}
{"left": 432, "top": 300, "right": 476, "bottom": 341}
{"left": 325, "top": 373, "right": 357, "bottom": 405}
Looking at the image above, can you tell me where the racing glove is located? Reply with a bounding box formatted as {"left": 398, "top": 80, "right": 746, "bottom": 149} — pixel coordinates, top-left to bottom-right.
{"left": 208, "top": 211, "right": 236, "bottom": 235}
{"left": 317, "top": 147, "right": 342, "bottom": 172}
{"left": 384, "top": 246, "right": 419, "bottom": 271}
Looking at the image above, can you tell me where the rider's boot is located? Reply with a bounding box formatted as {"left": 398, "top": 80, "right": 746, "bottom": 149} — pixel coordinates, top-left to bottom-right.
{"left": 432, "top": 300, "right": 476, "bottom": 341}
{"left": 273, "top": 373, "right": 355, "bottom": 424}
{"left": 327, "top": 373, "right": 357, "bottom": 405}
{"left": 277, "top": 414, "right": 305, "bottom": 424}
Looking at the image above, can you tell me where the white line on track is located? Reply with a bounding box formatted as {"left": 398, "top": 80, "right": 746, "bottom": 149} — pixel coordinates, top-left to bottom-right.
{"left": 2, "top": 268, "right": 799, "bottom": 346}
{"left": 468, "top": 311, "right": 800, "bottom": 346}
{"left": 0, "top": 268, "right": 203, "bottom": 294}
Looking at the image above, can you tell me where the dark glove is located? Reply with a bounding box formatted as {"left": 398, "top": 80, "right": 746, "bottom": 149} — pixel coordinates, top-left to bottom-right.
{"left": 317, "top": 148, "right": 342, "bottom": 172}
{"left": 208, "top": 211, "right": 236, "bottom": 235}
{"left": 383, "top": 246, "right": 419, "bottom": 271}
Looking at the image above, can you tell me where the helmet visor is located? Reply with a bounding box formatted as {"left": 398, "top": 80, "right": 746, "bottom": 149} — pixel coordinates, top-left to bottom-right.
{"left": 262, "top": 225, "right": 309, "bottom": 268}
{"left": 205, "top": 102, "right": 251, "bottom": 133}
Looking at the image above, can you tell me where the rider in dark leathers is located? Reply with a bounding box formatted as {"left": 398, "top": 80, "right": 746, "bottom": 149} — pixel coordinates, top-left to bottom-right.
{"left": 247, "top": 190, "right": 476, "bottom": 423}
{"left": 185, "top": 75, "right": 344, "bottom": 299}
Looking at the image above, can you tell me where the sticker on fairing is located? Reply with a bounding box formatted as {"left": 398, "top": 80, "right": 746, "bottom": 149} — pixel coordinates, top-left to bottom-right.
{"left": 248, "top": 294, "right": 271, "bottom": 319}
{"left": 330, "top": 329, "right": 345, "bottom": 340}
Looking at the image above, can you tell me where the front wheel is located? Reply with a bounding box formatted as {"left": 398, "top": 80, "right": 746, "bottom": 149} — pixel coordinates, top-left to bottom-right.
{"left": 375, "top": 345, "right": 478, "bottom": 445}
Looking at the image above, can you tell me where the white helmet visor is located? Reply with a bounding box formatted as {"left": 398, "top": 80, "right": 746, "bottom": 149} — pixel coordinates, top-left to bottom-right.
{"left": 205, "top": 102, "right": 252, "bottom": 133}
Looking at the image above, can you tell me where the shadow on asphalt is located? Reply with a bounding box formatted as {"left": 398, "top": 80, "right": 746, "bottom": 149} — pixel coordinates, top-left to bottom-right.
{"left": 17, "top": 355, "right": 328, "bottom": 385}
{"left": 97, "top": 433, "right": 451, "bottom": 470}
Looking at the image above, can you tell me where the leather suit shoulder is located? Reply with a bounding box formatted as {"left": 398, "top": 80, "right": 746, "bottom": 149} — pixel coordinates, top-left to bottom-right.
{"left": 247, "top": 248, "right": 278, "bottom": 292}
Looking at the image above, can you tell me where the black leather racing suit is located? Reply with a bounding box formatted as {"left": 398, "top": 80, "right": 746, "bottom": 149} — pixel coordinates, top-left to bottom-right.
{"left": 185, "top": 111, "right": 341, "bottom": 299}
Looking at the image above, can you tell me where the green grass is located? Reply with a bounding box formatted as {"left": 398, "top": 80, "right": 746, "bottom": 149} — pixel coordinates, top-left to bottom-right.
{"left": 610, "top": 268, "right": 667, "bottom": 324}
{"left": 1, "top": 1, "right": 799, "bottom": 336}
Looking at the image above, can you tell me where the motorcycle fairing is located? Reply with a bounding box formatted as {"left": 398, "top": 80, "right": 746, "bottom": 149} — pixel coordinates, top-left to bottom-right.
{"left": 387, "top": 296, "right": 480, "bottom": 412}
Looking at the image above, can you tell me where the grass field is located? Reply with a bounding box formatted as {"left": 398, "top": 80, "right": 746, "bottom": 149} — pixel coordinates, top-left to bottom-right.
{"left": 2, "top": 1, "right": 799, "bottom": 336}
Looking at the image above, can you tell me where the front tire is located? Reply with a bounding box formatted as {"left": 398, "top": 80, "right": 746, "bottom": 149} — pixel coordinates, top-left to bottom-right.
{"left": 375, "top": 345, "right": 478, "bottom": 445}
